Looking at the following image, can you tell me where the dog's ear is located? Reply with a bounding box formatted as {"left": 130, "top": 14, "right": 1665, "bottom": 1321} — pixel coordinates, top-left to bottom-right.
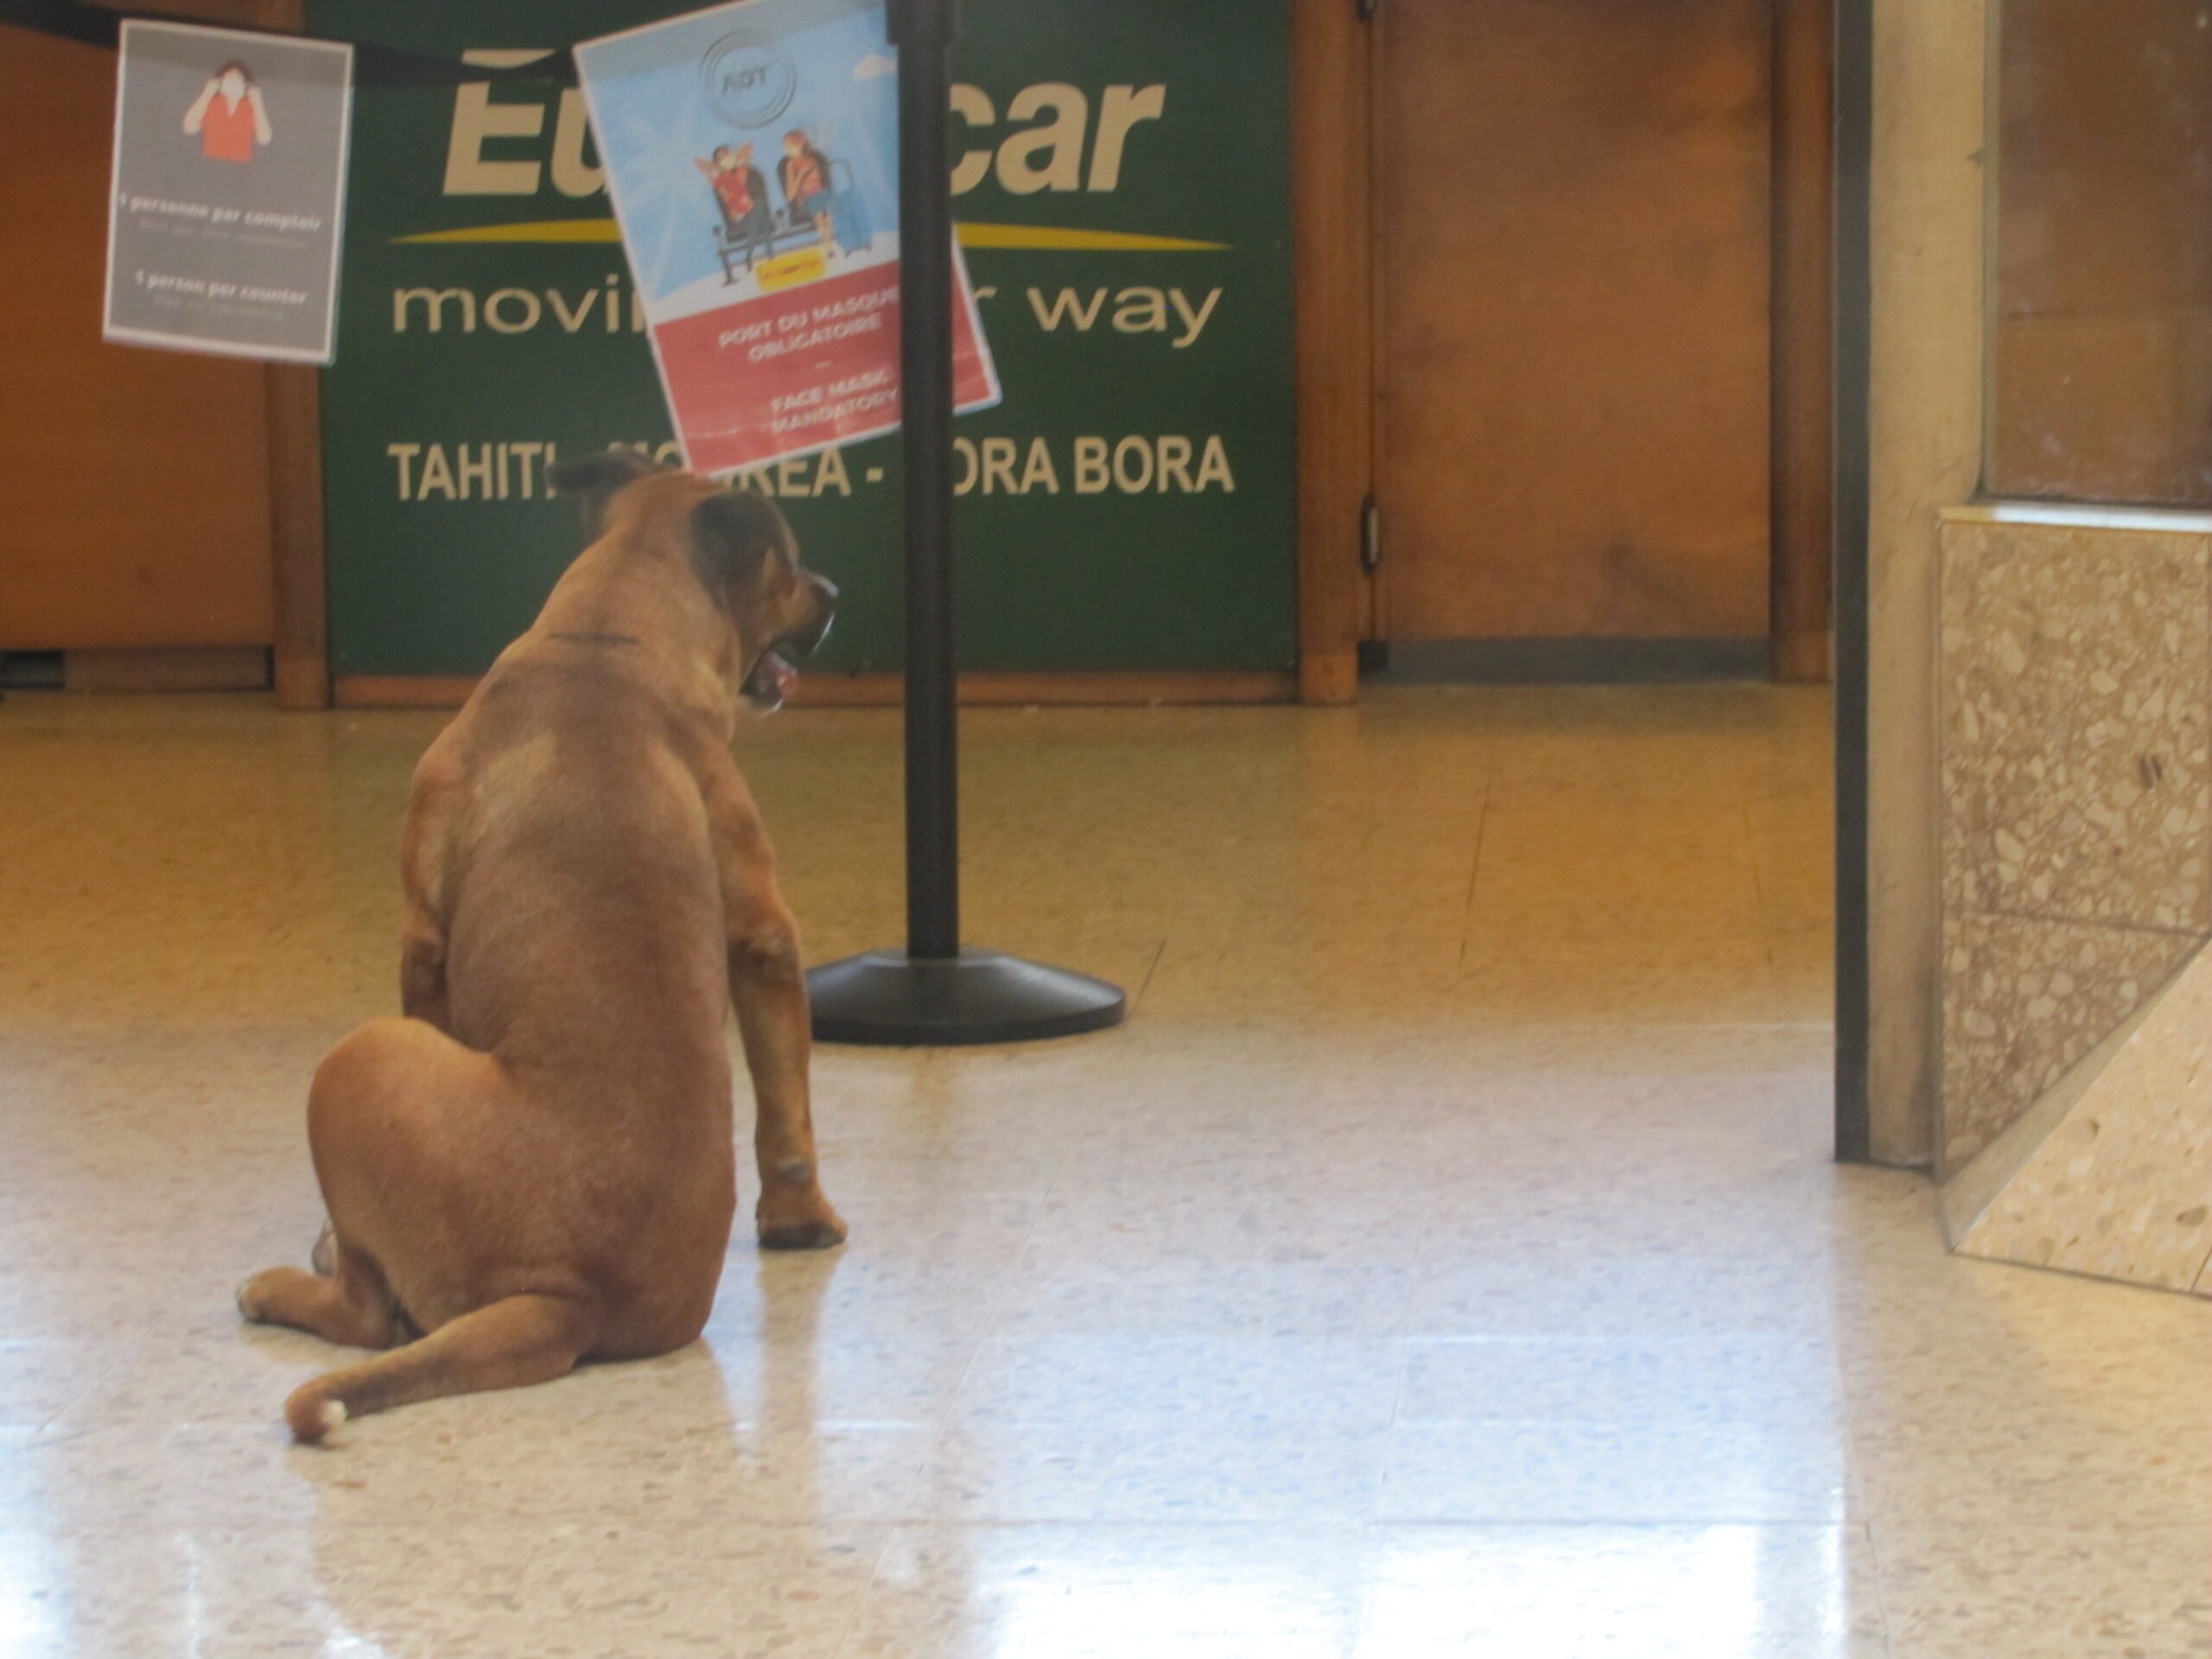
{"left": 546, "top": 448, "right": 664, "bottom": 541}
{"left": 689, "top": 488, "right": 792, "bottom": 602}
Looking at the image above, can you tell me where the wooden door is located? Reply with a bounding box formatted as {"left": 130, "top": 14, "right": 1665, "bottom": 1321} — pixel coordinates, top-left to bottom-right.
{"left": 1375, "top": 0, "right": 1773, "bottom": 642}
{"left": 0, "top": 22, "right": 276, "bottom": 653}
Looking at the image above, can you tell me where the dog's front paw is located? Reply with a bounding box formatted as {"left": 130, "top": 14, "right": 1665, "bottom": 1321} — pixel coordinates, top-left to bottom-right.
{"left": 757, "top": 1197, "right": 848, "bottom": 1252}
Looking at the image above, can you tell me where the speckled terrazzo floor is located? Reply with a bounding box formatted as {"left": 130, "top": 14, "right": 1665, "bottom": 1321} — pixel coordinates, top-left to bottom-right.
{"left": 0, "top": 686, "right": 2204, "bottom": 1657}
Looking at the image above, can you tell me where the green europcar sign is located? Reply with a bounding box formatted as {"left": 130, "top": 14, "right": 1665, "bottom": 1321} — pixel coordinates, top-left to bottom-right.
{"left": 308, "top": 0, "right": 1294, "bottom": 679}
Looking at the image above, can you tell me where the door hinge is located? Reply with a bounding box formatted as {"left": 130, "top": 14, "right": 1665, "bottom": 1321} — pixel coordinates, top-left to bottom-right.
{"left": 1360, "top": 494, "right": 1383, "bottom": 573}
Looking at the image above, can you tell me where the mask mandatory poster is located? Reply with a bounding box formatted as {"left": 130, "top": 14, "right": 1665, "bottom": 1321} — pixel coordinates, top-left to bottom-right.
{"left": 575, "top": 0, "right": 1001, "bottom": 477}
{"left": 104, "top": 20, "right": 353, "bottom": 364}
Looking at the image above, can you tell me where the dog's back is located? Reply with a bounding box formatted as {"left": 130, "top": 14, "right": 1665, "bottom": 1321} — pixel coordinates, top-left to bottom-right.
{"left": 414, "top": 646, "right": 735, "bottom": 1103}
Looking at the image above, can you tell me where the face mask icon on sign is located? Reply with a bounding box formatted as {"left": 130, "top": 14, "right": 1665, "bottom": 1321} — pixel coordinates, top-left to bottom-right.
{"left": 183, "top": 59, "right": 273, "bottom": 162}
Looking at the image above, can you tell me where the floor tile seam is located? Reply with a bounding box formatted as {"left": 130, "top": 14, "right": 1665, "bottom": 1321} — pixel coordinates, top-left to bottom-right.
{"left": 1837, "top": 1517, "right": 1898, "bottom": 1657}
{"left": 1840, "top": 1495, "right": 2212, "bottom": 1535}
{"left": 938, "top": 1402, "right": 1407, "bottom": 1435}
{"left": 1833, "top": 1387, "right": 2212, "bottom": 1442}
{"left": 1818, "top": 1333, "right": 1864, "bottom": 1527}
{"left": 1375, "top": 1516, "right": 1859, "bottom": 1535}
{"left": 1397, "top": 1353, "right": 1849, "bottom": 1389}
{"left": 875, "top": 1419, "right": 961, "bottom": 1531}
{"left": 1120, "top": 936, "right": 1170, "bottom": 1027}
{"left": 1857, "top": 1514, "right": 1915, "bottom": 1656}
{"left": 1840, "top": 1459, "right": 2212, "bottom": 1513}
{"left": 1386, "top": 1408, "right": 1851, "bottom": 1431}
{"left": 1031, "top": 1137, "right": 1078, "bottom": 1213}
{"left": 1392, "top": 1018, "right": 1838, "bottom": 1037}
{"left": 1453, "top": 765, "right": 1496, "bottom": 975}
{"left": 1378, "top": 1294, "right": 1413, "bottom": 1425}
{"left": 842, "top": 1516, "right": 1875, "bottom": 1533}
{"left": 0, "top": 1336, "right": 138, "bottom": 1442}
{"left": 928, "top": 1267, "right": 1033, "bottom": 1448}
{"left": 317, "top": 1522, "right": 557, "bottom": 1624}
{"left": 1394, "top": 1325, "right": 1842, "bottom": 1345}
{"left": 813, "top": 1527, "right": 899, "bottom": 1659}
{"left": 1115, "top": 1016, "right": 1833, "bottom": 1036}
{"left": 1397, "top": 1329, "right": 1848, "bottom": 1357}
{"left": 1739, "top": 797, "right": 1784, "bottom": 972}
{"left": 828, "top": 1517, "right": 1032, "bottom": 1659}
{"left": 1370, "top": 1507, "right": 1853, "bottom": 1526}
{"left": 821, "top": 1515, "right": 1895, "bottom": 1585}
{"left": 919, "top": 1407, "right": 1397, "bottom": 1451}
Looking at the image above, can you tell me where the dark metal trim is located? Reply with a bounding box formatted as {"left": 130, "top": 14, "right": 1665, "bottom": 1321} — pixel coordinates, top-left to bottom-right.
{"left": 1832, "top": 0, "right": 1874, "bottom": 1163}
{"left": 1365, "top": 638, "right": 1771, "bottom": 685}
{"left": 0, "top": 0, "right": 578, "bottom": 85}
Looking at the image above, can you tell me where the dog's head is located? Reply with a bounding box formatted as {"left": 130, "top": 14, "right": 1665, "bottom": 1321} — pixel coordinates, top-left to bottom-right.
{"left": 688, "top": 486, "right": 838, "bottom": 713}
{"left": 548, "top": 450, "right": 838, "bottom": 714}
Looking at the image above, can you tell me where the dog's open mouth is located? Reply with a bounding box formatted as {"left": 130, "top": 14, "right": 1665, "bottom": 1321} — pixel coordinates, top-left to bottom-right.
{"left": 741, "top": 590, "right": 835, "bottom": 712}
{"left": 742, "top": 647, "right": 801, "bottom": 709}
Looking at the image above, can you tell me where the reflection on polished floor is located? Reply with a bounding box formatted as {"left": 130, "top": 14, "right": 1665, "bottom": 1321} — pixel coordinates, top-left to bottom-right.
{"left": 0, "top": 686, "right": 2204, "bottom": 1657}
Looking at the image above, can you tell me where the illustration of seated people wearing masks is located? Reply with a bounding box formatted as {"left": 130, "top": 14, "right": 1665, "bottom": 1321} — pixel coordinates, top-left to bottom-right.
{"left": 779, "top": 129, "right": 838, "bottom": 266}
{"left": 184, "top": 60, "right": 272, "bottom": 163}
{"left": 696, "top": 142, "right": 772, "bottom": 259}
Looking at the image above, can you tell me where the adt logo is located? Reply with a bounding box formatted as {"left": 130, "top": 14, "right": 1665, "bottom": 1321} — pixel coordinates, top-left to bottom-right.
{"left": 700, "top": 30, "right": 798, "bottom": 129}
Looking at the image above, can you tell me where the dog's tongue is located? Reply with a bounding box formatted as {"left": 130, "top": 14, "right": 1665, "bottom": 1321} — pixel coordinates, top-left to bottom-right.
{"left": 761, "top": 653, "right": 798, "bottom": 702}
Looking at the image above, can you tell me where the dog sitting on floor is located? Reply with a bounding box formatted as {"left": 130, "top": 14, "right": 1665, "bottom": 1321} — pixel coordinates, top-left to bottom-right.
{"left": 238, "top": 451, "right": 847, "bottom": 1444}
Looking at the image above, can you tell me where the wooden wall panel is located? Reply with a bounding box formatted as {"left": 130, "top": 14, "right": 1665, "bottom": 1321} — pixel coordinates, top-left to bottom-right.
{"left": 1293, "top": 0, "right": 1373, "bottom": 703}
{"left": 1376, "top": 0, "right": 1773, "bottom": 642}
{"left": 0, "top": 18, "right": 276, "bottom": 652}
{"left": 258, "top": 0, "right": 330, "bottom": 707}
{"left": 1771, "top": 0, "right": 1834, "bottom": 681}
{"left": 1990, "top": 0, "right": 2212, "bottom": 505}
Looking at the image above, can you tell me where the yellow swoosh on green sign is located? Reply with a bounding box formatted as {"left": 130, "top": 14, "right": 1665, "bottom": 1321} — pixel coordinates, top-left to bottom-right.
{"left": 956, "top": 223, "right": 1230, "bottom": 252}
{"left": 394, "top": 219, "right": 623, "bottom": 245}
{"left": 391, "top": 219, "right": 1230, "bottom": 251}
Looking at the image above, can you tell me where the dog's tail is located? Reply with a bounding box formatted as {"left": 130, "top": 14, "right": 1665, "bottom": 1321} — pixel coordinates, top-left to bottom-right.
{"left": 284, "top": 1294, "right": 598, "bottom": 1446}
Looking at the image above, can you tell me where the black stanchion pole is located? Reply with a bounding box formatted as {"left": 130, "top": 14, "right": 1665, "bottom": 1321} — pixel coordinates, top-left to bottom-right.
{"left": 897, "top": 0, "right": 960, "bottom": 963}
{"left": 804, "top": 0, "right": 1126, "bottom": 1046}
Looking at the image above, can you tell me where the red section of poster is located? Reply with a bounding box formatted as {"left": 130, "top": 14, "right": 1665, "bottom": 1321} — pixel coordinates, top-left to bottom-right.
{"left": 652, "top": 262, "right": 996, "bottom": 478}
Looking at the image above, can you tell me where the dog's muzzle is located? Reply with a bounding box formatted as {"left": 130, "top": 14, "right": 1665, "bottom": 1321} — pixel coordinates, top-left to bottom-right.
{"left": 742, "top": 575, "right": 839, "bottom": 710}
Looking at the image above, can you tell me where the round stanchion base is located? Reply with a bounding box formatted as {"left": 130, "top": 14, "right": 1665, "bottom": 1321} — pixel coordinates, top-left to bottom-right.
{"left": 807, "top": 948, "right": 1127, "bottom": 1046}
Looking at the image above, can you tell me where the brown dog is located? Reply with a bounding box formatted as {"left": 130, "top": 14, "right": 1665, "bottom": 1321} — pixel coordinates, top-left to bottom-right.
{"left": 239, "top": 452, "right": 846, "bottom": 1445}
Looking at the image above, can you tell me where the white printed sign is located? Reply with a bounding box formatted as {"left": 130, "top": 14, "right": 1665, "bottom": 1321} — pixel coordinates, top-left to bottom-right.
{"left": 105, "top": 20, "right": 354, "bottom": 363}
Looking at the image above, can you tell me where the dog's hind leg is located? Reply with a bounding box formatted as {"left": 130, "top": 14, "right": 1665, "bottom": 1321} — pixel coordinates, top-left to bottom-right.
{"left": 238, "top": 1236, "right": 403, "bottom": 1351}
{"left": 283, "top": 1293, "right": 598, "bottom": 1445}
{"left": 397, "top": 925, "right": 450, "bottom": 1033}
{"left": 397, "top": 740, "right": 463, "bottom": 1033}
